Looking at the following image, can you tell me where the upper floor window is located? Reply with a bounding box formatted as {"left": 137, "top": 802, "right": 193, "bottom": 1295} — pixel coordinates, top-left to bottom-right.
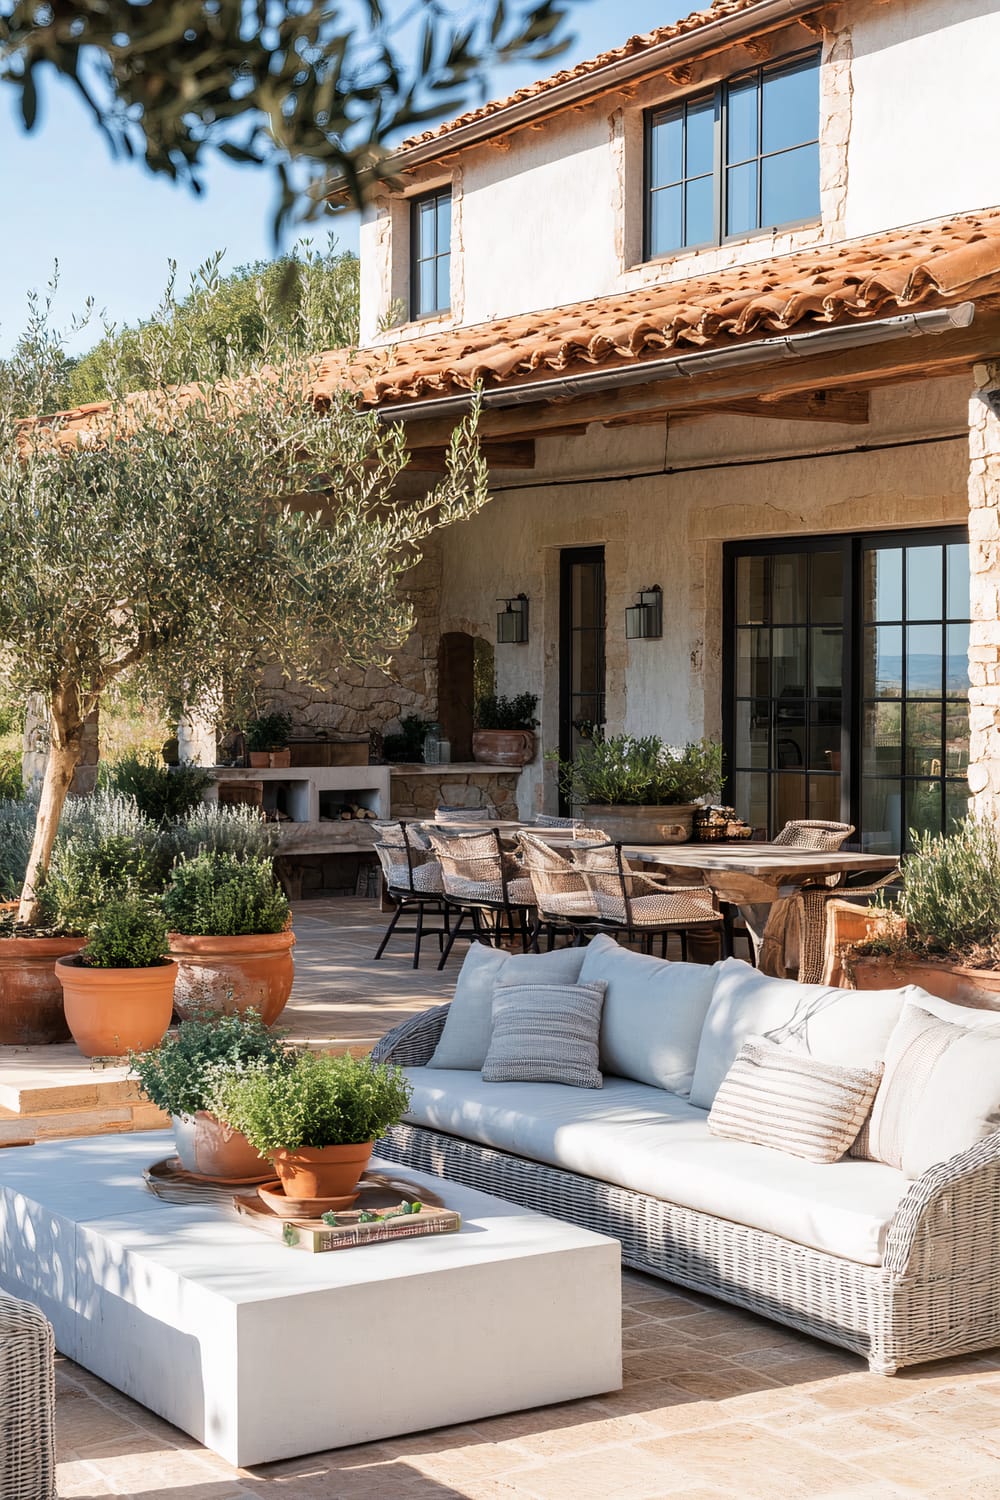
{"left": 645, "top": 49, "right": 820, "bottom": 260}
{"left": 410, "top": 187, "right": 452, "bottom": 319}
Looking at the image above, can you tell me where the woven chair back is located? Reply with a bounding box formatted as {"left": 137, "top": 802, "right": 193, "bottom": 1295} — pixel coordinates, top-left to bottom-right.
{"left": 428, "top": 828, "right": 509, "bottom": 904}
{"left": 772, "top": 819, "right": 855, "bottom": 852}
{"left": 516, "top": 832, "right": 596, "bottom": 918}
{"left": 433, "top": 805, "right": 494, "bottom": 822}
{"left": 571, "top": 842, "right": 718, "bottom": 927}
{"left": 373, "top": 833, "right": 443, "bottom": 895}
{"left": 533, "top": 813, "right": 581, "bottom": 828}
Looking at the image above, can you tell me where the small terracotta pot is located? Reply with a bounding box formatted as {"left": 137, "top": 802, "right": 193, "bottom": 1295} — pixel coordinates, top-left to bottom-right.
{"left": 248, "top": 751, "right": 269, "bottom": 768}
{"left": 472, "top": 729, "right": 536, "bottom": 767}
{"left": 271, "top": 1141, "right": 374, "bottom": 1200}
{"left": 172, "top": 1111, "right": 269, "bottom": 1180}
{"left": 168, "top": 929, "right": 295, "bottom": 1024}
{"left": 0, "top": 934, "right": 85, "bottom": 1044}
{"left": 268, "top": 749, "right": 291, "bottom": 768}
{"left": 57, "top": 956, "right": 177, "bottom": 1058}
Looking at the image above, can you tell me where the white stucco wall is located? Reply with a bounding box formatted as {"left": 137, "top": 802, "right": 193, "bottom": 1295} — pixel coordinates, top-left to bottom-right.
{"left": 433, "top": 376, "right": 970, "bottom": 815}
{"left": 844, "top": 0, "right": 1000, "bottom": 238}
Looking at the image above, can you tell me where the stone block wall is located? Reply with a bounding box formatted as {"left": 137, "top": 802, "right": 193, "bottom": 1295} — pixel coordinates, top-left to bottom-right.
{"left": 967, "top": 363, "right": 1000, "bottom": 820}
{"left": 390, "top": 768, "right": 519, "bottom": 820}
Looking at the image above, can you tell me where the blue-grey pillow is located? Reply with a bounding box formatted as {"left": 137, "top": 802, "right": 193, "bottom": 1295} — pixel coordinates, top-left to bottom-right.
{"left": 427, "top": 943, "right": 587, "bottom": 1069}
{"left": 481, "top": 980, "right": 608, "bottom": 1088}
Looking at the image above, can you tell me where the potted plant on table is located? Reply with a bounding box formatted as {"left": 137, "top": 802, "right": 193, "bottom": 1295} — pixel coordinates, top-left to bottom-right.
{"left": 163, "top": 852, "right": 295, "bottom": 1024}
{"left": 244, "top": 711, "right": 293, "bottom": 769}
{"left": 473, "top": 693, "right": 539, "bottom": 767}
{"left": 131, "top": 1008, "right": 290, "bottom": 1180}
{"left": 845, "top": 818, "right": 1000, "bottom": 1009}
{"left": 548, "top": 733, "right": 723, "bottom": 845}
{"left": 57, "top": 896, "right": 176, "bottom": 1058}
{"left": 209, "top": 1049, "right": 412, "bottom": 1201}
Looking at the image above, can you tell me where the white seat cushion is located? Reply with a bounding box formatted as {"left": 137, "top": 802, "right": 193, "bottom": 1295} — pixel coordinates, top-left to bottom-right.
{"left": 403, "top": 1069, "right": 909, "bottom": 1266}
{"left": 579, "top": 934, "right": 717, "bottom": 1096}
{"left": 689, "top": 958, "right": 916, "bottom": 1110}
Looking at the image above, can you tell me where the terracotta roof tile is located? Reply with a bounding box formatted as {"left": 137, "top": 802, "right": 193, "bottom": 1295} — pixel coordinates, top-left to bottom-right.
{"left": 400, "top": 0, "right": 766, "bottom": 153}
{"left": 35, "top": 208, "right": 1000, "bottom": 442}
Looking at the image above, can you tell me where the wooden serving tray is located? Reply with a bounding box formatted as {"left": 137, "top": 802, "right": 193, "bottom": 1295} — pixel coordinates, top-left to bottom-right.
{"left": 234, "top": 1193, "right": 461, "bottom": 1252}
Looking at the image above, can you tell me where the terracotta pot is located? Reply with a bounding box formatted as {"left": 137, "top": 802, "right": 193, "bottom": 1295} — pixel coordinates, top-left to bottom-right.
{"left": 57, "top": 956, "right": 177, "bottom": 1058}
{"left": 472, "top": 729, "right": 536, "bottom": 767}
{"left": 271, "top": 1141, "right": 374, "bottom": 1199}
{"left": 171, "top": 1111, "right": 269, "bottom": 1180}
{"left": 0, "top": 934, "right": 84, "bottom": 1044}
{"left": 167, "top": 930, "right": 295, "bottom": 1024}
{"left": 268, "top": 749, "right": 291, "bottom": 768}
{"left": 582, "top": 802, "right": 699, "bottom": 845}
{"left": 849, "top": 954, "right": 1000, "bottom": 1012}
{"left": 248, "top": 751, "right": 269, "bottom": 768}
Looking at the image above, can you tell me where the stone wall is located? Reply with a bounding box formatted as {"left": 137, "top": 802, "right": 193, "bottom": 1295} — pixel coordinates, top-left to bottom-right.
{"left": 967, "top": 363, "right": 1000, "bottom": 820}
{"left": 389, "top": 767, "right": 519, "bottom": 821}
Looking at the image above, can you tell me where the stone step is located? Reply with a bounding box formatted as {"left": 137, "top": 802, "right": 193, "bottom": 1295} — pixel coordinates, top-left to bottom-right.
{"left": 0, "top": 1100, "right": 168, "bottom": 1146}
{"left": 0, "top": 1044, "right": 142, "bottom": 1115}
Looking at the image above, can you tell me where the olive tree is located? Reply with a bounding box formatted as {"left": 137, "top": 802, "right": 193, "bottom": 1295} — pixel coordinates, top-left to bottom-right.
{"left": 0, "top": 291, "right": 489, "bottom": 924}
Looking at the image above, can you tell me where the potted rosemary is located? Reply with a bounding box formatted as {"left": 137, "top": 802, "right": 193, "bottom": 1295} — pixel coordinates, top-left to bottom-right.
{"left": 548, "top": 733, "right": 723, "bottom": 844}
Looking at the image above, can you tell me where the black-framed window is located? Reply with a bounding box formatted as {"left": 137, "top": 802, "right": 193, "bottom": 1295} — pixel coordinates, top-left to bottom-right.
{"left": 723, "top": 528, "right": 970, "bottom": 854}
{"left": 410, "top": 188, "right": 451, "bottom": 319}
{"left": 645, "top": 49, "right": 820, "bottom": 259}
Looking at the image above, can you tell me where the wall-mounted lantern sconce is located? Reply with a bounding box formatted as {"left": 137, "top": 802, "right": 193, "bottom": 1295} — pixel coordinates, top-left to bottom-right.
{"left": 496, "top": 593, "right": 529, "bottom": 644}
{"left": 625, "top": 585, "right": 663, "bottom": 640}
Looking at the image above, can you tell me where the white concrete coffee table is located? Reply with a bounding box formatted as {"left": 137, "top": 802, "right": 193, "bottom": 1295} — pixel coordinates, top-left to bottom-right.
{"left": 0, "top": 1132, "right": 621, "bottom": 1466}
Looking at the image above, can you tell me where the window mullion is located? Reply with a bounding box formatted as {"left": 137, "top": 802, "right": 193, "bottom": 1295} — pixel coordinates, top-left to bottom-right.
{"left": 715, "top": 82, "right": 725, "bottom": 243}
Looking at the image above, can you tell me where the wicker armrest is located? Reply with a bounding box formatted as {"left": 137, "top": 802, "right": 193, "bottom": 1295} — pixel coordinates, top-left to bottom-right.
{"left": 371, "top": 1004, "right": 450, "bottom": 1067}
{"left": 882, "top": 1129, "right": 1000, "bottom": 1278}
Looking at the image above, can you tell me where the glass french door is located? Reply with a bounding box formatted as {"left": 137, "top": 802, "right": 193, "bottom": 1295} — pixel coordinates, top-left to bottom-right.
{"left": 559, "top": 547, "right": 606, "bottom": 813}
{"left": 724, "top": 529, "right": 970, "bottom": 852}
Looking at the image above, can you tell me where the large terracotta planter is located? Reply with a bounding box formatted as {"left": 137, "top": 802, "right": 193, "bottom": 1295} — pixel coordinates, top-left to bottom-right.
{"left": 849, "top": 954, "right": 1000, "bottom": 1012}
{"left": 0, "top": 934, "right": 85, "bottom": 1044}
{"left": 582, "top": 803, "right": 699, "bottom": 845}
{"left": 271, "top": 1141, "right": 374, "bottom": 1199}
{"left": 171, "top": 1111, "right": 270, "bottom": 1180}
{"left": 472, "top": 729, "right": 536, "bottom": 767}
{"left": 167, "top": 930, "right": 295, "bottom": 1025}
{"left": 57, "top": 956, "right": 177, "bottom": 1058}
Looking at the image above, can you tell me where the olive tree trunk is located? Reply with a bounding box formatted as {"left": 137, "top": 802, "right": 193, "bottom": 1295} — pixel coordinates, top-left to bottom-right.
{"left": 17, "top": 683, "right": 86, "bottom": 926}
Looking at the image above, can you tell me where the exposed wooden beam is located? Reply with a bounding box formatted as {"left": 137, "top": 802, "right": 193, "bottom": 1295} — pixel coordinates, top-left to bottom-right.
{"left": 713, "top": 390, "right": 870, "bottom": 423}
{"left": 405, "top": 438, "right": 536, "bottom": 471}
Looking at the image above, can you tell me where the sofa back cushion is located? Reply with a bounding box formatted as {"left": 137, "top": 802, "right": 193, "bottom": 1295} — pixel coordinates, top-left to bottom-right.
{"left": 427, "top": 943, "right": 587, "bottom": 1070}
{"left": 578, "top": 933, "right": 717, "bottom": 1096}
{"left": 482, "top": 980, "right": 608, "bottom": 1089}
{"left": 707, "top": 1036, "right": 882, "bottom": 1163}
{"left": 858, "top": 1002, "right": 1000, "bottom": 1177}
{"left": 689, "top": 958, "right": 911, "bottom": 1110}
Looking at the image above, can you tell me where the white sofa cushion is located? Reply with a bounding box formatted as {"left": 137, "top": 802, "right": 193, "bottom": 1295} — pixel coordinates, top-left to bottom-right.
{"left": 689, "top": 958, "right": 913, "bottom": 1110}
{"left": 402, "top": 1068, "right": 909, "bottom": 1266}
{"left": 578, "top": 933, "right": 716, "bottom": 1096}
{"left": 862, "top": 1002, "right": 1000, "bottom": 1178}
{"left": 708, "top": 1037, "right": 882, "bottom": 1163}
{"left": 427, "top": 943, "right": 587, "bottom": 1070}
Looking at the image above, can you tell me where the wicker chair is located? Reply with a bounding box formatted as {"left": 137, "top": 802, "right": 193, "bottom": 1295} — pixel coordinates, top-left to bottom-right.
{"left": 773, "top": 819, "right": 855, "bottom": 852}
{"left": 533, "top": 813, "right": 582, "bottom": 829}
{"left": 433, "top": 805, "right": 494, "bottom": 822}
{"left": 516, "top": 831, "right": 599, "bottom": 948}
{"left": 428, "top": 827, "right": 537, "bottom": 968}
{"left": 0, "top": 1291, "right": 56, "bottom": 1500}
{"left": 795, "top": 869, "right": 902, "bottom": 984}
{"left": 570, "top": 841, "right": 723, "bottom": 957}
{"left": 371, "top": 821, "right": 450, "bottom": 969}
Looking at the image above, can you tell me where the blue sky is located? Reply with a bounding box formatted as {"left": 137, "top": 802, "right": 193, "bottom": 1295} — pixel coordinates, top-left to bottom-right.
{"left": 0, "top": 1, "right": 675, "bottom": 355}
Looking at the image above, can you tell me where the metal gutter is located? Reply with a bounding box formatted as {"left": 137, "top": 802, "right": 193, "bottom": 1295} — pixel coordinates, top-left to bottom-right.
{"left": 327, "top": 0, "right": 825, "bottom": 194}
{"left": 373, "top": 302, "right": 975, "bottom": 423}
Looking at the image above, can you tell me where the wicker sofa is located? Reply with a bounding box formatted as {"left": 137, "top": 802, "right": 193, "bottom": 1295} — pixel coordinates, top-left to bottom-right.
{"left": 372, "top": 940, "right": 1000, "bottom": 1376}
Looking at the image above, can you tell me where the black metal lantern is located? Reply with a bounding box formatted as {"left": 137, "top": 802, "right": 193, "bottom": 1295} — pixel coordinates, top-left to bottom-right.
{"left": 496, "top": 593, "right": 529, "bottom": 644}
{"left": 625, "top": 585, "right": 663, "bottom": 640}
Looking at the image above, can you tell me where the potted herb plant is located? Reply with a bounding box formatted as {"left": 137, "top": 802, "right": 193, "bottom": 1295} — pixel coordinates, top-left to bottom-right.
{"left": 845, "top": 819, "right": 1000, "bottom": 1009}
{"left": 548, "top": 733, "right": 723, "bottom": 844}
{"left": 57, "top": 896, "right": 176, "bottom": 1058}
{"left": 163, "top": 852, "right": 294, "bottom": 1024}
{"left": 210, "top": 1049, "right": 412, "bottom": 1200}
{"left": 131, "top": 1008, "right": 289, "bottom": 1180}
{"left": 244, "top": 711, "right": 293, "bottom": 769}
{"left": 472, "top": 693, "right": 539, "bottom": 767}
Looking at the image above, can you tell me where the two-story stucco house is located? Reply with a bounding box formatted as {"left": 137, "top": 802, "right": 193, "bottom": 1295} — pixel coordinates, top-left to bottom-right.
{"left": 313, "top": 0, "right": 1000, "bottom": 855}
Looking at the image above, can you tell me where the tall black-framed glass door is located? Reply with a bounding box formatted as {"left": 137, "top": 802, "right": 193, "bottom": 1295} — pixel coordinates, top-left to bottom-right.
{"left": 559, "top": 547, "right": 606, "bottom": 814}
{"left": 723, "top": 527, "right": 970, "bottom": 852}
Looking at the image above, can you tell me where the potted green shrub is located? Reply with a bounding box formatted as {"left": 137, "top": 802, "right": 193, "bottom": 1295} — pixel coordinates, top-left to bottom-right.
{"left": 846, "top": 819, "right": 1000, "bottom": 1008}
{"left": 131, "top": 1008, "right": 289, "bottom": 1180}
{"left": 547, "top": 733, "right": 723, "bottom": 844}
{"left": 472, "top": 692, "right": 539, "bottom": 767}
{"left": 210, "top": 1049, "right": 412, "bottom": 1200}
{"left": 245, "top": 710, "right": 293, "bottom": 769}
{"left": 164, "top": 852, "right": 294, "bottom": 1024}
{"left": 57, "top": 897, "right": 176, "bottom": 1058}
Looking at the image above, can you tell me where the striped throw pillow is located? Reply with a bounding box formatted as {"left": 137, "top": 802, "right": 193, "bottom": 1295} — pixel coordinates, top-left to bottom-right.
{"left": 482, "top": 981, "right": 608, "bottom": 1089}
{"left": 708, "top": 1037, "right": 883, "bottom": 1163}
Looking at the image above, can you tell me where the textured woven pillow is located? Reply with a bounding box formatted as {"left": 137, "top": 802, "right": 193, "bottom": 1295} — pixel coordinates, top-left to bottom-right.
{"left": 482, "top": 981, "right": 608, "bottom": 1088}
{"left": 707, "top": 1036, "right": 883, "bottom": 1163}
{"left": 856, "top": 1003, "right": 1000, "bottom": 1177}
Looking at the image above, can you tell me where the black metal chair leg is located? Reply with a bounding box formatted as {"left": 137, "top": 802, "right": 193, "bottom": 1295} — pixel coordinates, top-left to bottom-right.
{"left": 412, "top": 900, "right": 425, "bottom": 969}
{"left": 374, "top": 901, "right": 403, "bottom": 960}
{"left": 438, "top": 907, "right": 466, "bottom": 969}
